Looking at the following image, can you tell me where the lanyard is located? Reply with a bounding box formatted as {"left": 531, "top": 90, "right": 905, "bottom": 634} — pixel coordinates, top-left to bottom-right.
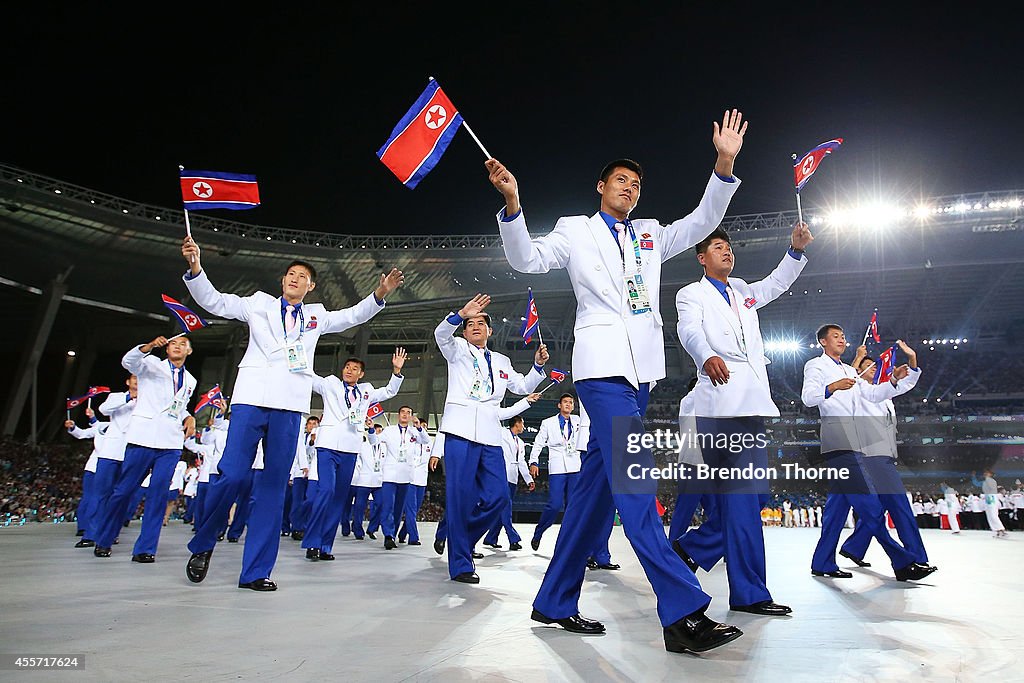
{"left": 470, "top": 346, "right": 494, "bottom": 393}
{"left": 168, "top": 361, "right": 187, "bottom": 397}
{"left": 398, "top": 426, "right": 409, "bottom": 447}
{"left": 344, "top": 384, "right": 359, "bottom": 410}
{"left": 619, "top": 220, "right": 643, "bottom": 273}
{"left": 559, "top": 416, "right": 573, "bottom": 442}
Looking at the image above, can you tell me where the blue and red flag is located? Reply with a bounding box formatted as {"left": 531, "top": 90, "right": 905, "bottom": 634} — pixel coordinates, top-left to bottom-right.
{"left": 521, "top": 288, "right": 541, "bottom": 344}
{"left": 549, "top": 368, "right": 568, "bottom": 384}
{"left": 162, "top": 294, "right": 209, "bottom": 333}
{"left": 868, "top": 311, "right": 881, "bottom": 343}
{"left": 377, "top": 79, "right": 465, "bottom": 189}
{"left": 793, "top": 138, "right": 843, "bottom": 192}
{"left": 86, "top": 386, "right": 111, "bottom": 398}
{"left": 873, "top": 344, "right": 898, "bottom": 384}
{"left": 194, "top": 385, "right": 223, "bottom": 413}
{"left": 366, "top": 402, "right": 384, "bottom": 420}
{"left": 66, "top": 395, "right": 88, "bottom": 410}
{"left": 179, "top": 169, "right": 260, "bottom": 210}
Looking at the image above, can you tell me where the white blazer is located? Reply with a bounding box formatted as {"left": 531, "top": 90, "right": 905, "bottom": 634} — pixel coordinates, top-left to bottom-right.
{"left": 352, "top": 439, "right": 384, "bottom": 488}
{"left": 97, "top": 391, "right": 136, "bottom": 462}
{"left": 410, "top": 433, "right": 433, "bottom": 487}
{"left": 184, "top": 269, "right": 384, "bottom": 413}
{"left": 801, "top": 354, "right": 903, "bottom": 454}
{"left": 379, "top": 424, "right": 430, "bottom": 484}
{"left": 122, "top": 346, "right": 197, "bottom": 450}
{"left": 170, "top": 460, "right": 187, "bottom": 491}
{"left": 530, "top": 414, "right": 582, "bottom": 475}
{"left": 498, "top": 173, "right": 740, "bottom": 387}
{"left": 676, "top": 252, "right": 806, "bottom": 418}
{"left": 435, "top": 316, "right": 544, "bottom": 446}
{"left": 69, "top": 422, "right": 107, "bottom": 473}
{"left": 290, "top": 430, "right": 314, "bottom": 480}
{"left": 575, "top": 400, "right": 591, "bottom": 456}
{"left": 856, "top": 368, "right": 921, "bottom": 458}
{"left": 313, "top": 374, "right": 402, "bottom": 453}
{"left": 501, "top": 429, "right": 533, "bottom": 485}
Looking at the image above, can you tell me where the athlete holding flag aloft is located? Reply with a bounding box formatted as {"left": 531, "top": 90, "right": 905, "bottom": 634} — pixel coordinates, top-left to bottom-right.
{"left": 485, "top": 110, "right": 748, "bottom": 653}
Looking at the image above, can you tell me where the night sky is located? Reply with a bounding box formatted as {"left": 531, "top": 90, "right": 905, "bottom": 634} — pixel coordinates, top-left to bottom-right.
{"left": 7, "top": 6, "right": 1022, "bottom": 237}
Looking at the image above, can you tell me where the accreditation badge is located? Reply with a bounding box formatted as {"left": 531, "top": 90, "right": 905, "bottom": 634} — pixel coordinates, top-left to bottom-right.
{"left": 167, "top": 396, "right": 186, "bottom": 420}
{"left": 285, "top": 340, "right": 309, "bottom": 373}
{"left": 348, "top": 409, "right": 362, "bottom": 426}
{"left": 397, "top": 447, "right": 408, "bottom": 463}
{"left": 625, "top": 273, "right": 652, "bottom": 314}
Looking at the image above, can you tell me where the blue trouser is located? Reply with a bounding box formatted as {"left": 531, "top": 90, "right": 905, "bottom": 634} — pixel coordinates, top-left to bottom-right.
{"left": 298, "top": 479, "right": 318, "bottom": 532}
{"left": 367, "top": 491, "right": 383, "bottom": 532}
{"left": 588, "top": 516, "right": 614, "bottom": 565}
{"left": 76, "top": 471, "right": 95, "bottom": 534}
{"left": 673, "top": 493, "right": 725, "bottom": 572}
{"left": 442, "top": 434, "right": 508, "bottom": 578}
{"left": 350, "top": 485, "right": 379, "bottom": 538}
{"left": 533, "top": 378, "right": 710, "bottom": 627}
{"left": 398, "top": 485, "right": 426, "bottom": 543}
{"left": 125, "top": 485, "right": 147, "bottom": 525}
{"left": 340, "top": 488, "right": 355, "bottom": 536}
{"left": 227, "top": 469, "right": 256, "bottom": 540}
{"left": 484, "top": 482, "right": 522, "bottom": 546}
{"left": 378, "top": 481, "right": 411, "bottom": 539}
{"left": 183, "top": 495, "right": 194, "bottom": 523}
{"left": 95, "top": 445, "right": 180, "bottom": 555}
{"left": 288, "top": 477, "right": 308, "bottom": 532}
{"left": 533, "top": 471, "right": 579, "bottom": 542}
{"left": 840, "top": 457, "right": 928, "bottom": 564}
{"left": 188, "top": 405, "right": 301, "bottom": 584}
{"left": 302, "top": 449, "right": 357, "bottom": 554}
{"left": 811, "top": 451, "right": 918, "bottom": 573}
{"left": 281, "top": 480, "right": 292, "bottom": 534}
{"left": 86, "top": 459, "right": 124, "bottom": 540}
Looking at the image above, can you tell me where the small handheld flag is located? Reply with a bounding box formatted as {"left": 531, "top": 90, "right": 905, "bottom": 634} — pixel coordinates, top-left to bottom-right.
{"left": 366, "top": 402, "right": 384, "bottom": 420}
{"left": 377, "top": 79, "right": 467, "bottom": 189}
{"left": 869, "top": 312, "right": 881, "bottom": 343}
{"left": 179, "top": 169, "right": 261, "bottom": 211}
{"left": 549, "top": 368, "right": 568, "bottom": 384}
{"left": 162, "top": 294, "right": 209, "bottom": 335}
{"left": 873, "top": 344, "right": 898, "bottom": 384}
{"left": 521, "top": 288, "right": 542, "bottom": 345}
{"left": 66, "top": 395, "right": 87, "bottom": 410}
{"left": 86, "top": 386, "right": 111, "bottom": 398}
{"left": 793, "top": 139, "right": 843, "bottom": 193}
{"left": 194, "top": 385, "right": 223, "bottom": 414}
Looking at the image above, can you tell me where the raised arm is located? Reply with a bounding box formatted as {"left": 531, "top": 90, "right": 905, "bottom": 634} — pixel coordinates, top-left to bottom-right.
{"left": 98, "top": 392, "right": 134, "bottom": 417}
{"left": 369, "top": 348, "right": 407, "bottom": 402}
{"left": 181, "top": 237, "right": 255, "bottom": 322}
{"left": 747, "top": 237, "right": 810, "bottom": 309}
{"left": 507, "top": 345, "right": 548, "bottom": 395}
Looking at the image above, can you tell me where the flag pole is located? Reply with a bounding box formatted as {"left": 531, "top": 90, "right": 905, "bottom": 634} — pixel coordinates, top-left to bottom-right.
{"left": 861, "top": 308, "right": 878, "bottom": 346}
{"left": 87, "top": 397, "right": 92, "bottom": 410}
{"left": 168, "top": 331, "right": 188, "bottom": 342}
{"left": 428, "top": 76, "right": 491, "bottom": 159}
{"left": 66, "top": 403, "right": 70, "bottom": 421}
{"left": 536, "top": 323, "right": 544, "bottom": 346}
{"left": 795, "top": 191, "right": 805, "bottom": 227}
{"left": 180, "top": 165, "right": 196, "bottom": 263}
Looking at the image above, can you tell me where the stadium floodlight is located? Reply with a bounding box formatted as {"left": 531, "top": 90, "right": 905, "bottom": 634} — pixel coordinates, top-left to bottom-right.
{"left": 825, "top": 202, "right": 907, "bottom": 230}
{"left": 67, "top": 350, "right": 76, "bottom": 357}
{"left": 957, "top": 392, "right": 962, "bottom": 397}
{"left": 913, "top": 204, "right": 932, "bottom": 219}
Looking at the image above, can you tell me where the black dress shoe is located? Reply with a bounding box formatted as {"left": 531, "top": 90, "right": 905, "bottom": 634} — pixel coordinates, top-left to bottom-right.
{"left": 227, "top": 537, "right": 239, "bottom": 543}
{"left": 354, "top": 535, "right": 365, "bottom": 541}
{"left": 484, "top": 542, "right": 502, "bottom": 549}
{"left": 238, "top": 578, "right": 277, "bottom": 591}
{"left": 132, "top": 553, "right": 156, "bottom": 564}
{"left": 398, "top": 537, "right": 406, "bottom": 544}
{"left": 123, "top": 520, "right": 131, "bottom": 528}
{"left": 305, "top": 548, "right": 320, "bottom": 561}
{"left": 672, "top": 540, "right": 700, "bottom": 573}
{"left": 586, "top": 558, "right": 599, "bottom": 570}
{"left": 531, "top": 538, "right": 540, "bottom": 551}
{"left": 472, "top": 551, "right": 484, "bottom": 559}
{"left": 433, "top": 538, "right": 445, "bottom": 555}
{"left": 94, "top": 547, "right": 111, "bottom": 558}
{"left": 894, "top": 562, "right": 938, "bottom": 582}
{"left": 596, "top": 563, "right": 621, "bottom": 571}
{"left": 186, "top": 550, "right": 213, "bottom": 583}
{"left": 839, "top": 550, "right": 871, "bottom": 567}
{"left": 453, "top": 572, "right": 480, "bottom": 584}
{"left": 531, "top": 609, "right": 605, "bottom": 634}
{"left": 217, "top": 532, "right": 225, "bottom": 541}
{"left": 509, "top": 542, "right": 522, "bottom": 551}
{"left": 367, "top": 532, "right": 377, "bottom": 540}
{"left": 281, "top": 531, "right": 291, "bottom": 537}
{"left": 664, "top": 610, "right": 743, "bottom": 653}
{"left": 75, "top": 539, "right": 95, "bottom": 548}
{"left": 811, "top": 569, "right": 853, "bottom": 578}
{"left": 318, "top": 551, "right": 335, "bottom": 561}
{"left": 384, "top": 536, "right": 398, "bottom": 550}
{"left": 408, "top": 540, "right": 422, "bottom": 546}
{"left": 76, "top": 529, "right": 85, "bottom": 537}
{"left": 342, "top": 531, "right": 351, "bottom": 537}
{"left": 731, "top": 600, "right": 792, "bottom": 616}
{"left": 291, "top": 531, "right": 304, "bottom": 541}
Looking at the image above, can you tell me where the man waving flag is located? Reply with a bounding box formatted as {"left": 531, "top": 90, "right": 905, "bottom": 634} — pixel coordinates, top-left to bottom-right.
{"left": 521, "top": 288, "right": 542, "bottom": 344}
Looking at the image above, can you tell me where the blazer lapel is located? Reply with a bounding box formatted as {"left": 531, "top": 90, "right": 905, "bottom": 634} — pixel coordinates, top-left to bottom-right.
{"left": 586, "top": 213, "right": 624, "bottom": 288}
{"left": 699, "top": 277, "right": 743, "bottom": 340}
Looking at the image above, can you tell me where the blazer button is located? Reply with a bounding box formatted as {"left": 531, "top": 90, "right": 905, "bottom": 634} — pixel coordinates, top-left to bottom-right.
{"left": 595, "top": 264, "right": 603, "bottom": 271}
{"left": 602, "top": 288, "right": 610, "bottom": 295}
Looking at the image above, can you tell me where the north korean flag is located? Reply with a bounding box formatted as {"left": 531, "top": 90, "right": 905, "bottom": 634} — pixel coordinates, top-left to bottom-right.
{"left": 377, "top": 79, "right": 464, "bottom": 189}
{"left": 793, "top": 138, "right": 843, "bottom": 192}
{"left": 521, "top": 288, "right": 541, "bottom": 344}
{"left": 194, "top": 385, "right": 223, "bottom": 413}
{"left": 66, "top": 395, "right": 87, "bottom": 410}
{"left": 366, "top": 402, "right": 384, "bottom": 420}
{"left": 162, "top": 294, "right": 209, "bottom": 333}
{"left": 873, "top": 344, "right": 898, "bottom": 384}
{"left": 868, "top": 311, "right": 881, "bottom": 343}
{"left": 180, "top": 169, "right": 261, "bottom": 210}
{"left": 86, "top": 386, "right": 111, "bottom": 398}
{"left": 549, "top": 368, "right": 568, "bottom": 384}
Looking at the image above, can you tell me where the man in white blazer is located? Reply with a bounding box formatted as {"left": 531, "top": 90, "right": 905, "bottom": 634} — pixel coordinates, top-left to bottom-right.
{"left": 435, "top": 294, "right": 547, "bottom": 583}
{"left": 483, "top": 414, "right": 535, "bottom": 550}
{"left": 180, "top": 236, "right": 402, "bottom": 591}
{"left": 529, "top": 394, "right": 582, "bottom": 550}
{"left": 485, "top": 110, "right": 747, "bottom": 650}
{"left": 377, "top": 406, "right": 430, "bottom": 550}
{"left": 351, "top": 422, "right": 385, "bottom": 540}
{"left": 304, "top": 351, "right": 403, "bottom": 560}
{"left": 837, "top": 343, "right": 931, "bottom": 568}
{"left": 398, "top": 415, "right": 433, "bottom": 546}
{"left": 92, "top": 336, "right": 197, "bottom": 561}
{"left": 66, "top": 410, "right": 106, "bottom": 545}
{"left": 803, "top": 324, "right": 936, "bottom": 581}
{"left": 674, "top": 224, "right": 810, "bottom": 616}
{"left": 288, "top": 415, "right": 318, "bottom": 540}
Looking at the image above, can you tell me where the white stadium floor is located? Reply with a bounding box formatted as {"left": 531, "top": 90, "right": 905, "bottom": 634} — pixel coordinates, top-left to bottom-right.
{"left": 0, "top": 522, "right": 1020, "bottom": 682}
